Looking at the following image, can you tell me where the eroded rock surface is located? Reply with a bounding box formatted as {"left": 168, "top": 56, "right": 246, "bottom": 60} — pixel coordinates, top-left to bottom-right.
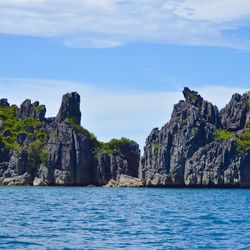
{"left": 1, "top": 87, "right": 249, "bottom": 187}
{"left": 0, "top": 92, "right": 140, "bottom": 186}
{"left": 105, "top": 175, "right": 143, "bottom": 187}
{"left": 140, "top": 87, "right": 250, "bottom": 187}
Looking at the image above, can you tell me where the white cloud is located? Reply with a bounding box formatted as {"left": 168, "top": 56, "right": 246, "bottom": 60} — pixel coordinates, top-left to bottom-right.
{"left": 165, "top": 0, "right": 250, "bottom": 22}
{"left": 0, "top": 77, "right": 247, "bottom": 150}
{"left": 0, "top": 0, "right": 250, "bottom": 48}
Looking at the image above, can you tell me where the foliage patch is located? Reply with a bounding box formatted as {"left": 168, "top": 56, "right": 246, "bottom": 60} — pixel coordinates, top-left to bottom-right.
{"left": 214, "top": 120, "right": 250, "bottom": 153}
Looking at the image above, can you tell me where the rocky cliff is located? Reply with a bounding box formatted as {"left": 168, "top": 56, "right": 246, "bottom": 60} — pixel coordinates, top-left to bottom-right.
{"left": 140, "top": 87, "right": 250, "bottom": 187}
{"left": 1, "top": 88, "right": 250, "bottom": 187}
{"left": 0, "top": 92, "right": 140, "bottom": 186}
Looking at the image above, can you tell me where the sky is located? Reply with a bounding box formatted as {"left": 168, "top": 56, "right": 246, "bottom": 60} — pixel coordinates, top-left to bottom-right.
{"left": 0, "top": 0, "right": 250, "bottom": 149}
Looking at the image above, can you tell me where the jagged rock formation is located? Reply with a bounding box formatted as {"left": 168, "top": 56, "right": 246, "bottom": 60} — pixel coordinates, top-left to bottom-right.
{"left": 220, "top": 92, "right": 250, "bottom": 132}
{"left": 18, "top": 99, "right": 46, "bottom": 121}
{"left": 140, "top": 87, "right": 250, "bottom": 187}
{"left": 56, "top": 92, "right": 81, "bottom": 124}
{"left": 95, "top": 141, "right": 140, "bottom": 185}
{"left": 0, "top": 99, "right": 9, "bottom": 107}
{"left": 1, "top": 87, "right": 250, "bottom": 187}
{"left": 0, "top": 92, "right": 140, "bottom": 186}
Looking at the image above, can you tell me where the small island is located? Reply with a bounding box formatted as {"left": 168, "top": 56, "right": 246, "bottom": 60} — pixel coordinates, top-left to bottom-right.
{"left": 0, "top": 88, "right": 249, "bottom": 187}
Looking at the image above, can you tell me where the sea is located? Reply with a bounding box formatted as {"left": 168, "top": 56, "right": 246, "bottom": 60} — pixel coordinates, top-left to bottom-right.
{"left": 0, "top": 187, "right": 249, "bottom": 250}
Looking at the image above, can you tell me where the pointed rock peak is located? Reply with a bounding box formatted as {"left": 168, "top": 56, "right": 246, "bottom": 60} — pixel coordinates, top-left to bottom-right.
{"left": 231, "top": 93, "right": 242, "bottom": 102}
{"left": 18, "top": 99, "right": 46, "bottom": 121}
{"left": 56, "top": 92, "right": 81, "bottom": 125}
{"left": 18, "top": 99, "right": 32, "bottom": 119}
{"left": 0, "top": 98, "right": 10, "bottom": 107}
{"left": 183, "top": 87, "right": 203, "bottom": 106}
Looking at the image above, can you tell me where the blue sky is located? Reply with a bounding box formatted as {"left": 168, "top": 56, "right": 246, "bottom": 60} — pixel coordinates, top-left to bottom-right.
{"left": 0, "top": 0, "right": 250, "bottom": 149}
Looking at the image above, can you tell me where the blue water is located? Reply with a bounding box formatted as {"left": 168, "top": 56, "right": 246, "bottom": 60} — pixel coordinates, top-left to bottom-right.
{"left": 0, "top": 188, "right": 249, "bottom": 250}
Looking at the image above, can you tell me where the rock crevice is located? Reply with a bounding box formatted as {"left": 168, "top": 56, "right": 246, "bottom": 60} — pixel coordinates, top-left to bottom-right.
{"left": 0, "top": 92, "right": 140, "bottom": 186}
{"left": 140, "top": 87, "right": 250, "bottom": 187}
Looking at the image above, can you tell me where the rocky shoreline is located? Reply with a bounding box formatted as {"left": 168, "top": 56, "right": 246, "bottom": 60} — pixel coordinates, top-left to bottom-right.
{"left": 0, "top": 87, "right": 249, "bottom": 187}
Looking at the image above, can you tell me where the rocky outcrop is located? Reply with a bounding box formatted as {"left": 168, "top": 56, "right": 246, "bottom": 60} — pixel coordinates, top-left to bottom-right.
{"left": 0, "top": 99, "right": 10, "bottom": 107}
{"left": 95, "top": 140, "right": 140, "bottom": 185}
{"left": 105, "top": 175, "right": 143, "bottom": 187}
{"left": 140, "top": 87, "right": 219, "bottom": 186}
{"left": 43, "top": 122, "right": 94, "bottom": 185}
{"left": 1, "top": 87, "right": 250, "bottom": 188}
{"left": 33, "top": 177, "right": 47, "bottom": 186}
{"left": 140, "top": 87, "right": 250, "bottom": 187}
{"left": 184, "top": 140, "right": 239, "bottom": 186}
{"left": 56, "top": 92, "right": 81, "bottom": 125}
{"left": 1, "top": 173, "right": 32, "bottom": 186}
{"left": 18, "top": 99, "right": 46, "bottom": 121}
{"left": 0, "top": 92, "right": 140, "bottom": 186}
{"left": 220, "top": 92, "right": 250, "bottom": 132}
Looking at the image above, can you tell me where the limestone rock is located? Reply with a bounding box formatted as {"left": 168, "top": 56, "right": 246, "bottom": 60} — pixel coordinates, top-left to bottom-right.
{"left": 33, "top": 177, "right": 47, "bottom": 186}
{"left": 1, "top": 88, "right": 249, "bottom": 188}
{"left": 118, "top": 174, "right": 143, "bottom": 187}
{"left": 43, "top": 122, "right": 94, "bottom": 186}
{"left": 184, "top": 140, "right": 240, "bottom": 186}
{"left": 0, "top": 91, "right": 140, "bottom": 186}
{"left": 95, "top": 140, "right": 140, "bottom": 185}
{"left": 105, "top": 179, "right": 119, "bottom": 187}
{"left": 18, "top": 99, "right": 46, "bottom": 121}
{"left": 220, "top": 91, "right": 250, "bottom": 132}
{"left": 2, "top": 173, "right": 32, "bottom": 186}
{"left": 141, "top": 87, "right": 250, "bottom": 187}
{"left": 141, "top": 87, "right": 219, "bottom": 186}
{"left": 0, "top": 98, "right": 10, "bottom": 107}
{"left": 105, "top": 175, "right": 143, "bottom": 187}
{"left": 56, "top": 92, "right": 81, "bottom": 125}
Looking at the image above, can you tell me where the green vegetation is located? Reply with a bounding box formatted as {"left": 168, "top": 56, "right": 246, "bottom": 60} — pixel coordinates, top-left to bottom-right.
{"left": 187, "top": 92, "right": 198, "bottom": 102}
{"left": 237, "top": 119, "right": 250, "bottom": 153}
{"left": 104, "top": 137, "right": 131, "bottom": 150}
{"left": 96, "top": 137, "right": 134, "bottom": 155}
{"left": 214, "top": 129, "right": 236, "bottom": 141}
{"left": 36, "top": 132, "right": 47, "bottom": 142}
{"left": 68, "top": 117, "right": 85, "bottom": 133}
{"left": 59, "top": 118, "right": 132, "bottom": 156}
{"left": 192, "top": 127, "right": 199, "bottom": 135}
{"left": 50, "top": 129, "right": 57, "bottom": 138}
{"left": 34, "top": 104, "right": 45, "bottom": 113}
{"left": 153, "top": 144, "right": 160, "bottom": 158}
{"left": 0, "top": 106, "right": 47, "bottom": 152}
{"left": 0, "top": 104, "right": 135, "bottom": 168}
{"left": 214, "top": 120, "right": 250, "bottom": 153}
{"left": 27, "top": 139, "right": 48, "bottom": 173}
{"left": 0, "top": 105, "right": 17, "bottom": 121}
{"left": 97, "top": 142, "right": 113, "bottom": 154}
{"left": 67, "top": 117, "right": 98, "bottom": 144}
{"left": 243, "top": 100, "right": 250, "bottom": 106}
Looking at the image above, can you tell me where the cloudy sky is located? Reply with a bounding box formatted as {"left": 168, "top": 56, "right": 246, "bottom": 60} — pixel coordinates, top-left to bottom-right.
{"left": 0, "top": 0, "right": 249, "bottom": 149}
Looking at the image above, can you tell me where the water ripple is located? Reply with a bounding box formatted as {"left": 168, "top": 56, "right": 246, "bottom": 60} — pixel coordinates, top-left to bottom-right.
{"left": 0, "top": 187, "right": 249, "bottom": 249}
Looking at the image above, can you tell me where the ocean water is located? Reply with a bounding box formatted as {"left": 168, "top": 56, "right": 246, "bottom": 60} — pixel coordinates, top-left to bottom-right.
{"left": 0, "top": 187, "right": 249, "bottom": 250}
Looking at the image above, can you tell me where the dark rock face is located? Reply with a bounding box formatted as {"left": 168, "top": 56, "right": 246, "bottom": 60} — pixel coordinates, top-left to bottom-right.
{"left": 220, "top": 92, "right": 250, "bottom": 132}
{"left": 41, "top": 122, "right": 94, "bottom": 186}
{"left": 95, "top": 141, "right": 140, "bottom": 185}
{"left": 56, "top": 92, "right": 81, "bottom": 125}
{"left": 1, "top": 88, "right": 250, "bottom": 187}
{"left": 0, "top": 92, "right": 140, "bottom": 186}
{"left": 184, "top": 140, "right": 240, "bottom": 186}
{"left": 0, "top": 99, "right": 10, "bottom": 107}
{"left": 18, "top": 99, "right": 46, "bottom": 121}
{"left": 141, "top": 88, "right": 250, "bottom": 187}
